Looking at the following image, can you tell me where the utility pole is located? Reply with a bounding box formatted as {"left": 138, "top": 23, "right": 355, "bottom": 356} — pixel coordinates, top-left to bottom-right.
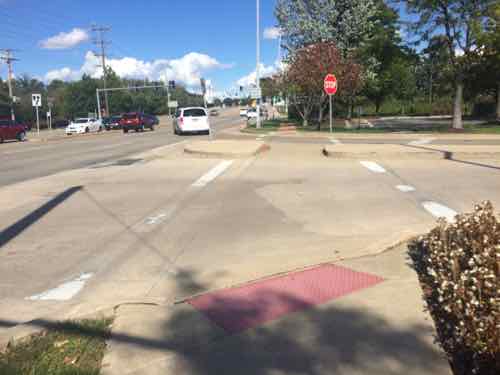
{"left": 0, "top": 49, "right": 19, "bottom": 121}
{"left": 92, "top": 25, "right": 111, "bottom": 118}
{"left": 256, "top": 0, "right": 261, "bottom": 129}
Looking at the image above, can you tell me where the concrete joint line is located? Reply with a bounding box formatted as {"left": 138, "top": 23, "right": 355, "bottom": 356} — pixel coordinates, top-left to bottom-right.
{"left": 191, "top": 160, "right": 234, "bottom": 188}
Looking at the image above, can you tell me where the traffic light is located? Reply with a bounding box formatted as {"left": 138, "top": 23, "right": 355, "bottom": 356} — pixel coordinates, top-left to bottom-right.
{"left": 240, "top": 86, "right": 243, "bottom": 92}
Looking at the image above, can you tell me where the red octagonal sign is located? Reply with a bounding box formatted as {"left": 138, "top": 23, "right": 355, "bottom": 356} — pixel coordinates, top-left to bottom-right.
{"left": 324, "top": 74, "right": 338, "bottom": 96}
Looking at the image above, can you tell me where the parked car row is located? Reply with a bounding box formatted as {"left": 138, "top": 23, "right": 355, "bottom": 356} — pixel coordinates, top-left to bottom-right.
{"left": 1, "top": 108, "right": 214, "bottom": 144}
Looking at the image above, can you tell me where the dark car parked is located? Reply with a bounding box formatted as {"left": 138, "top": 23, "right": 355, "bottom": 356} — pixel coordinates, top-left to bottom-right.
{"left": 0, "top": 119, "right": 28, "bottom": 143}
{"left": 103, "top": 115, "right": 123, "bottom": 130}
{"left": 120, "top": 112, "right": 155, "bottom": 133}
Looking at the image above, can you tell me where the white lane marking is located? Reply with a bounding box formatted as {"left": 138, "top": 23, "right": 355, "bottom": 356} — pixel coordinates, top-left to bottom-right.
{"left": 422, "top": 201, "right": 458, "bottom": 222}
{"left": 360, "top": 161, "right": 386, "bottom": 173}
{"left": 144, "top": 205, "right": 177, "bottom": 226}
{"left": 330, "top": 138, "right": 342, "bottom": 145}
{"left": 408, "top": 138, "right": 436, "bottom": 146}
{"left": 396, "top": 185, "right": 416, "bottom": 193}
{"left": 191, "top": 160, "right": 234, "bottom": 188}
{"left": 146, "top": 213, "right": 168, "bottom": 225}
{"left": 26, "top": 273, "right": 93, "bottom": 301}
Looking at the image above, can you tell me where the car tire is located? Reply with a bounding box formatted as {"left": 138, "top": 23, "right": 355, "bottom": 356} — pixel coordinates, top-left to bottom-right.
{"left": 85, "top": 127, "right": 89, "bottom": 133}
{"left": 0, "top": 136, "right": 4, "bottom": 143}
{"left": 17, "top": 131, "right": 26, "bottom": 142}
{"left": 99, "top": 126, "right": 103, "bottom": 132}
{"left": 123, "top": 128, "right": 129, "bottom": 134}
{"left": 150, "top": 125, "right": 155, "bottom": 131}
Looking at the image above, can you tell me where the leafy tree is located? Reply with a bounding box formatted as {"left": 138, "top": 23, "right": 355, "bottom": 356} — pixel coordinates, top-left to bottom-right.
{"left": 275, "top": 0, "right": 376, "bottom": 55}
{"left": 361, "top": 0, "right": 406, "bottom": 113}
{"left": 388, "top": 58, "right": 418, "bottom": 114}
{"left": 284, "top": 42, "right": 363, "bottom": 127}
{"left": 476, "top": 2, "right": 500, "bottom": 119}
{"left": 403, "top": 0, "right": 492, "bottom": 128}
{"left": 63, "top": 74, "right": 100, "bottom": 119}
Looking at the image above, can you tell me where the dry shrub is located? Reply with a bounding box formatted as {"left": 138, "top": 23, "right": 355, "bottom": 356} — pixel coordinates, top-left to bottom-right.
{"left": 409, "top": 201, "right": 500, "bottom": 375}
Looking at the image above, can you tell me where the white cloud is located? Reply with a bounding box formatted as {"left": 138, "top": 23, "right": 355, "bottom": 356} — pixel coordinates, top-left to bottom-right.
{"left": 44, "top": 51, "right": 228, "bottom": 91}
{"left": 263, "top": 27, "right": 281, "bottom": 40}
{"left": 40, "top": 28, "right": 89, "bottom": 50}
{"left": 236, "top": 63, "right": 280, "bottom": 87}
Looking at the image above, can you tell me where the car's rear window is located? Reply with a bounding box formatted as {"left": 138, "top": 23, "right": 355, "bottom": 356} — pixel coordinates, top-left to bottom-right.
{"left": 183, "top": 109, "right": 206, "bottom": 117}
{"left": 123, "top": 114, "right": 138, "bottom": 119}
{"left": 75, "top": 119, "right": 89, "bottom": 124}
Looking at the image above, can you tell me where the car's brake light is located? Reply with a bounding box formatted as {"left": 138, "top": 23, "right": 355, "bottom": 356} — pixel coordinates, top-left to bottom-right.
{"left": 179, "top": 117, "right": 184, "bottom": 125}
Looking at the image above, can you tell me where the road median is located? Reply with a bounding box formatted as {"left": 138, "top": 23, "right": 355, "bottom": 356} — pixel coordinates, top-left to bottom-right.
{"left": 184, "top": 140, "right": 270, "bottom": 158}
{"left": 323, "top": 143, "right": 500, "bottom": 160}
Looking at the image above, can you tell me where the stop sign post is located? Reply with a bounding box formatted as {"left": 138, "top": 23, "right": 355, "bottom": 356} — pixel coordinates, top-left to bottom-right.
{"left": 324, "top": 74, "right": 338, "bottom": 133}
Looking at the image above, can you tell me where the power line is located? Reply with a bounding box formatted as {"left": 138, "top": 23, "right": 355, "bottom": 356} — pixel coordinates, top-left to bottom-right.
{"left": 92, "top": 25, "right": 111, "bottom": 117}
{"left": 0, "top": 48, "right": 19, "bottom": 121}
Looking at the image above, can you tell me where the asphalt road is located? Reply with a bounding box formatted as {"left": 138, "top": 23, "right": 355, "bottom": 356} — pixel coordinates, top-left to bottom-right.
{"left": 0, "top": 109, "right": 244, "bottom": 188}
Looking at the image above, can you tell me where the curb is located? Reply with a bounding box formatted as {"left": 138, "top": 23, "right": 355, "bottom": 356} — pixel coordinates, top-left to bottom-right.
{"left": 184, "top": 142, "right": 270, "bottom": 159}
{"left": 322, "top": 147, "right": 500, "bottom": 160}
{"left": 0, "top": 306, "right": 115, "bottom": 352}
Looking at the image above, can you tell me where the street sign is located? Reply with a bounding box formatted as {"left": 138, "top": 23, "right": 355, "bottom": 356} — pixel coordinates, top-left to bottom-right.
{"left": 249, "top": 87, "right": 262, "bottom": 99}
{"left": 32, "top": 93, "right": 42, "bottom": 107}
{"left": 324, "top": 74, "right": 338, "bottom": 134}
{"left": 168, "top": 101, "right": 178, "bottom": 108}
{"left": 324, "top": 74, "right": 338, "bottom": 96}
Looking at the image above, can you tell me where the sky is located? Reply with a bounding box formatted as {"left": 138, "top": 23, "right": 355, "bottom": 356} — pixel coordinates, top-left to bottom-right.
{"left": 0, "top": 1, "right": 413, "bottom": 96}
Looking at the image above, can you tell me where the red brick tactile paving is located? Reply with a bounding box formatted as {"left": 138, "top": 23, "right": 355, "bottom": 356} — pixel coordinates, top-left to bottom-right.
{"left": 188, "top": 264, "right": 384, "bottom": 334}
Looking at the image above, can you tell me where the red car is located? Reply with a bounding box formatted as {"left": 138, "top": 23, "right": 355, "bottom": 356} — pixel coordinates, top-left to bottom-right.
{"left": 0, "top": 119, "right": 28, "bottom": 143}
{"left": 120, "top": 112, "right": 155, "bottom": 133}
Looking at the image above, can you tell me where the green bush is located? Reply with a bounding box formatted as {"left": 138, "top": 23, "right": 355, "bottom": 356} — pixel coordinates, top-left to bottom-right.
{"left": 409, "top": 202, "right": 500, "bottom": 375}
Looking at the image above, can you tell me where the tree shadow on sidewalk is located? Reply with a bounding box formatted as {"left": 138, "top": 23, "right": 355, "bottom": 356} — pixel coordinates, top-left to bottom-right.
{"left": 159, "top": 270, "right": 449, "bottom": 375}
{"left": 0, "top": 269, "right": 449, "bottom": 375}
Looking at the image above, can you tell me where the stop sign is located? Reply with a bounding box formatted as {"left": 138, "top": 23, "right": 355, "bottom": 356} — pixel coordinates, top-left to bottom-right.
{"left": 324, "top": 74, "right": 338, "bottom": 95}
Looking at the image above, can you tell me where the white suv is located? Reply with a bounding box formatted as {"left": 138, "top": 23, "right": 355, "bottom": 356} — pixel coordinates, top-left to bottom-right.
{"left": 173, "top": 107, "right": 210, "bottom": 135}
{"left": 65, "top": 118, "right": 103, "bottom": 135}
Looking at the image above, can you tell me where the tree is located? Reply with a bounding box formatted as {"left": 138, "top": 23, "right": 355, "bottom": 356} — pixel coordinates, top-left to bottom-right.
{"left": 361, "top": 0, "right": 406, "bottom": 113}
{"left": 284, "top": 42, "right": 363, "bottom": 127}
{"left": 403, "top": 0, "right": 492, "bottom": 129}
{"left": 388, "top": 59, "right": 418, "bottom": 114}
{"left": 477, "top": 2, "right": 500, "bottom": 120}
{"left": 275, "top": 0, "right": 376, "bottom": 55}
{"left": 63, "top": 74, "right": 100, "bottom": 118}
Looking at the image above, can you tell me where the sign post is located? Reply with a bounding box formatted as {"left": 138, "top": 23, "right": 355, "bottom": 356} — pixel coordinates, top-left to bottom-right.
{"left": 324, "top": 74, "right": 338, "bottom": 133}
{"left": 32, "top": 93, "right": 42, "bottom": 135}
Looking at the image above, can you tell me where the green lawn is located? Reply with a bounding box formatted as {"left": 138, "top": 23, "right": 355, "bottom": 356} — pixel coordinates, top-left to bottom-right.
{"left": 242, "top": 119, "right": 500, "bottom": 134}
{"left": 0, "top": 319, "right": 112, "bottom": 375}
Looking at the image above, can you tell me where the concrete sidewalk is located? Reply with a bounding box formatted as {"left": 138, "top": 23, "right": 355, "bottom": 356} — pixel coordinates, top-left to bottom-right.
{"left": 6, "top": 139, "right": 497, "bottom": 374}
{"left": 102, "top": 243, "right": 450, "bottom": 375}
